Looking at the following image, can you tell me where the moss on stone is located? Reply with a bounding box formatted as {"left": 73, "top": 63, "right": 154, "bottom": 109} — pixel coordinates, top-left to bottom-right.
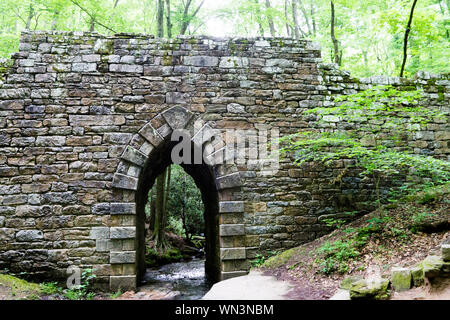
{"left": 349, "top": 278, "right": 390, "bottom": 300}
{"left": 162, "top": 52, "right": 172, "bottom": 66}
{"left": 262, "top": 247, "right": 297, "bottom": 269}
{"left": 340, "top": 275, "right": 364, "bottom": 290}
{"left": 0, "top": 274, "right": 42, "bottom": 298}
{"left": 411, "top": 265, "right": 424, "bottom": 287}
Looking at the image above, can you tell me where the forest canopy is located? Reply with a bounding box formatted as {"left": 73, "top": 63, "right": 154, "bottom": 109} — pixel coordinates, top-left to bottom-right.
{"left": 0, "top": 0, "right": 449, "bottom": 77}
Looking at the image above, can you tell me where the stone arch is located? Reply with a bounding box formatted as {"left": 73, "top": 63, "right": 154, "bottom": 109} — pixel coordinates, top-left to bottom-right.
{"left": 108, "top": 106, "right": 247, "bottom": 291}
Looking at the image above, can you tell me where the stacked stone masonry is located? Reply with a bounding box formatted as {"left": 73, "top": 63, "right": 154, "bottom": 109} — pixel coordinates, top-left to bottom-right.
{"left": 0, "top": 31, "right": 448, "bottom": 290}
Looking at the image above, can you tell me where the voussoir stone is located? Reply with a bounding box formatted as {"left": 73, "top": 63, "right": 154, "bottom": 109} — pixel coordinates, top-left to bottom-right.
{"left": 162, "top": 106, "right": 193, "bottom": 129}
{"left": 121, "top": 146, "right": 147, "bottom": 167}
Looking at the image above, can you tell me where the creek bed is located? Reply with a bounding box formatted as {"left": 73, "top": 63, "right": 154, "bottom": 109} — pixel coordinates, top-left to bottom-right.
{"left": 140, "top": 258, "right": 211, "bottom": 300}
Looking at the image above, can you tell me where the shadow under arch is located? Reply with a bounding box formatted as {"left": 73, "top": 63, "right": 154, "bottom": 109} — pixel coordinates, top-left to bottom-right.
{"left": 110, "top": 106, "right": 248, "bottom": 291}
{"left": 135, "top": 138, "right": 221, "bottom": 284}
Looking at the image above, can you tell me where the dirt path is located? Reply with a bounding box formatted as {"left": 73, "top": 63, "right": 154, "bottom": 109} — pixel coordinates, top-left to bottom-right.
{"left": 202, "top": 271, "right": 297, "bottom": 300}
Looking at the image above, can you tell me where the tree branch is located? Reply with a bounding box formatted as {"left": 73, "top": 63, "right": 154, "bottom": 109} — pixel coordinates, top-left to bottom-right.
{"left": 69, "top": 0, "right": 116, "bottom": 33}
{"left": 400, "top": 0, "right": 419, "bottom": 77}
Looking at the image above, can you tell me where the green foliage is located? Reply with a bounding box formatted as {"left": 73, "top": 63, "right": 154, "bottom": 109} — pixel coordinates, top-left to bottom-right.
{"left": 39, "top": 281, "right": 62, "bottom": 295}
{"left": 164, "top": 165, "right": 204, "bottom": 239}
{"left": 0, "top": 1, "right": 448, "bottom": 78}
{"left": 316, "top": 239, "right": 362, "bottom": 274}
{"left": 281, "top": 86, "right": 450, "bottom": 207}
{"left": 310, "top": 86, "right": 444, "bottom": 128}
{"left": 262, "top": 247, "right": 297, "bottom": 269}
{"left": 109, "top": 289, "right": 122, "bottom": 299}
{"left": 64, "top": 268, "right": 96, "bottom": 300}
{"left": 250, "top": 250, "right": 280, "bottom": 267}
{"left": 322, "top": 211, "right": 357, "bottom": 229}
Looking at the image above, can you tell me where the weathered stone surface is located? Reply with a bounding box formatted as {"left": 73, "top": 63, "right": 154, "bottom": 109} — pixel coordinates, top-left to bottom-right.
{"left": 220, "top": 57, "right": 249, "bottom": 68}
{"left": 442, "top": 244, "right": 450, "bottom": 262}
{"left": 0, "top": 228, "right": 15, "bottom": 241}
{"left": 220, "top": 248, "right": 246, "bottom": 260}
{"left": 162, "top": 106, "right": 193, "bottom": 129}
{"left": 112, "top": 173, "right": 138, "bottom": 191}
{"left": 36, "top": 136, "right": 66, "bottom": 146}
{"left": 111, "top": 203, "right": 136, "bottom": 215}
{"left": 227, "top": 103, "right": 245, "bottom": 113}
{"left": 139, "top": 124, "right": 163, "bottom": 146}
{"left": 216, "top": 173, "right": 242, "bottom": 190}
{"left": 16, "top": 230, "right": 43, "bottom": 242}
{"left": 220, "top": 224, "right": 245, "bottom": 237}
{"left": 110, "top": 275, "right": 136, "bottom": 291}
{"left": 121, "top": 146, "right": 147, "bottom": 167}
{"left": 90, "top": 227, "right": 110, "bottom": 240}
{"left": 349, "top": 278, "right": 390, "bottom": 300}
{"left": 166, "top": 92, "right": 189, "bottom": 104}
{"left": 421, "top": 255, "right": 444, "bottom": 278}
{"left": 411, "top": 265, "right": 424, "bottom": 287}
{"left": 184, "top": 56, "right": 218, "bottom": 67}
{"left": 219, "top": 201, "right": 244, "bottom": 213}
{"left": 391, "top": 267, "right": 411, "bottom": 291}
{"left": 110, "top": 251, "right": 136, "bottom": 264}
{"left": 0, "top": 31, "right": 448, "bottom": 292}
{"left": 110, "top": 227, "right": 136, "bottom": 239}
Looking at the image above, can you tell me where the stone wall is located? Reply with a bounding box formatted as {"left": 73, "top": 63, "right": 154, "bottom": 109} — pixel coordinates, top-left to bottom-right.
{"left": 0, "top": 31, "right": 448, "bottom": 290}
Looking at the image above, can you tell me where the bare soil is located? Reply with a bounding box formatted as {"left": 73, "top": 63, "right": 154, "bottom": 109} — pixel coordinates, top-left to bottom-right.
{"left": 260, "top": 195, "right": 449, "bottom": 300}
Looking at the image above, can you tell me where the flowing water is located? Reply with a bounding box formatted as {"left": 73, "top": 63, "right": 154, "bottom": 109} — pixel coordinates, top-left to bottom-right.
{"left": 140, "top": 258, "right": 211, "bottom": 300}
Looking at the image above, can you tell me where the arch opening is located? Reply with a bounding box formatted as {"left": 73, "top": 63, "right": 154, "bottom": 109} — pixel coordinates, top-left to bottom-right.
{"left": 135, "top": 138, "right": 221, "bottom": 287}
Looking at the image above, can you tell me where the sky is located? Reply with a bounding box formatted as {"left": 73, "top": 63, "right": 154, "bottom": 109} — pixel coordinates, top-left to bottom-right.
{"left": 202, "top": 0, "right": 233, "bottom": 37}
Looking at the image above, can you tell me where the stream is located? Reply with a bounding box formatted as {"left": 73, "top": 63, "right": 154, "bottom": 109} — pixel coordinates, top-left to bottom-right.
{"left": 139, "top": 258, "right": 211, "bottom": 300}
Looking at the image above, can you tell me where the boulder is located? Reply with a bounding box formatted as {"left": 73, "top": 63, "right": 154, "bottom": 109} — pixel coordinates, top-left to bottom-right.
{"left": 421, "top": 255, "right": 444, "bottom": 279}
{"left": 391, "top": 267, "right": 411, "bottom": 291}
{"left": 349, "top": 277, "right": 390, "bottom": 300}
{"left": 442, "top": 244, "right": 450, "bottom": 262}
{"left": 340, "top": 275, "right": 364, "bottom": 290}
{"left": 410, "top": 265, "right": 425, "bottom": 287}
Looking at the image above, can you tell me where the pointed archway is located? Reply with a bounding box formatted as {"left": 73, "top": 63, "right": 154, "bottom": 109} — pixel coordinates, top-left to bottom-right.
{"left": 107, "top": 106, "right": 249, "bottom": 291}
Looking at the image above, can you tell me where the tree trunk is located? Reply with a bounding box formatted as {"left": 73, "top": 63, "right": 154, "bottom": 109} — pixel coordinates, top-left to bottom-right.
{"left": 90, "top": 17, "right": 95, "bottom": 32}
{"left": 298, "top": 0, "right": 312, "bottom": 36}
{"left": 254, "top": 0, "right": 265, "bottom": 36}
{"left": 180, "top": 174, "right": 189, "bottom": 240}
{"left": 180, "top": 0, "right": 205, "bottom": 35}
{"left": 149, "top": 188, "right": 156, "bottom": 231}
{"left": 164, "top": 166, "right": 171, "bottom": 214}
{"left": 291, "top": 0, "right": 302, "bottom": 39}
{"left": 400, "top": 0, "right": 419, "bottom": 77}
{"left": 165, "top": 0, "right": 172, "bottom": 38}
{"left": 25, "top": 4, "right": 34, "bottom": 30}
{"left": 157, "top": 0, "right": 164, "bottom": 37}
{"left": 152, "top": 169, "right": 168, "bottom": 249}
{"left": 51, "top": 11, "right": 59, "bottom": 30}
{"left": 265, "top": 0, "right": 277, "bottom": 37}
{"left": 330, "top": 1, "right": 342, "bottom": 66}
{"left": 310, "top": 1, "right": 317, "bottom": 37}
{"left": 284, "top": 0, "right": 291, "bottom": 37}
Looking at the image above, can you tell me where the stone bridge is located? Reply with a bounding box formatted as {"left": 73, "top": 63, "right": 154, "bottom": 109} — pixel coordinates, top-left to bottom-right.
{"left": 0, "top": 31, "right": 448, "bottom": 291}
